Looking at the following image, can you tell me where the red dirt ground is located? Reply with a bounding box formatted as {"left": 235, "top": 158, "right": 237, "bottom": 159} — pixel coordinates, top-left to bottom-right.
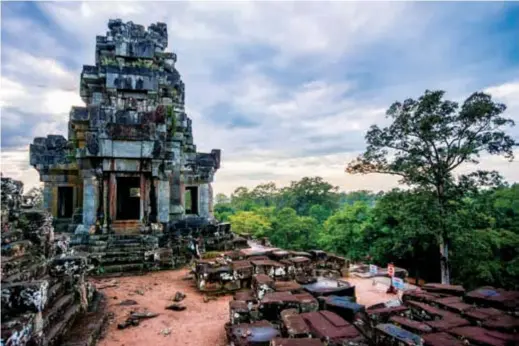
{"left": 94, "top": 269, "right": 231, "bottom": 346}
{"left": 94, "top": 270, "right": 394, "bottom": 346}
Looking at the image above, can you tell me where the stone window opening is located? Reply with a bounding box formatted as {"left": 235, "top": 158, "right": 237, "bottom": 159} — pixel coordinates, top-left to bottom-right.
{"left": 184, "top": 186, "right": 199, "bottom": 215}
{"left": 57, "top": 186, "right": 74, "bottom": 218}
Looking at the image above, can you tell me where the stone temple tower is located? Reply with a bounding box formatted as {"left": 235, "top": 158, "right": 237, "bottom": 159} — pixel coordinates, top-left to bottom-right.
{"left": 30, "top": 19, "right": 221, "bottom": 234}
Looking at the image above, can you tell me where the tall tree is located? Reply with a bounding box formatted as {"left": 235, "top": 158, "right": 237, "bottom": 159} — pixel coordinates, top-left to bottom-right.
{"left": 251, "top": 182, "right": 279, "bottom": 207}
{"left": 346, "top": 90, "right": 516, "bottom": 283}
{"left": 280, "top": 177, "right": 340, "bottom": 215}
{"left": 230, "top": 187, "right": 256, "bottom": 211}
{"left": 215, "top": 193, "right": 230, "bottom": 205}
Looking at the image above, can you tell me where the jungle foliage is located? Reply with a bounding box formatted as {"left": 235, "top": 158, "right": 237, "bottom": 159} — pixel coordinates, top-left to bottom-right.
{"left": 215, "top": 179, "right": 519, "bottom": 290}
{"left": 215, "top": 90, "right": 518, "bottom": 290}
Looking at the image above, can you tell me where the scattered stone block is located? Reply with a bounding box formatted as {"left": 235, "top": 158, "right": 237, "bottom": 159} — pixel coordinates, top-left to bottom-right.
{"left": 374, "top": 323, "right": 423, "bottom": 345}
{"left": 449, "top": 326, "right": 519, "bottom": 346}
{"left": 259, "top": 292, "right": 301, "bottom": 321}
{"left": 422, "top": 283, "right": 465, "bottom": 297}
{"left": 165, "top": 303, "right": 186, "bottom": 311}
{"left": 300, "top": 310, "right": 364, "bottom": 344}
{"left": 253, "top": 274, "right": 275, "bottom": 300}
{"left": 422, "top": 332, "right": 465, "bottom": 346}
{"left": 270, "top": 338, "right": 324, "bottom": 346}
{"left": 302, "top": 277, "right": 355, "bottom": 298}
{"left": 226, "top": 320, "right": 280, "bottom": 346}
{"left": 389, "top": 315, "right": 433, "bottom": 334}
{"left": 321, "top": 295, "right": 365, "bottom": 323}
{"left": 465, "top": 287, "right": 519, "bottom": 311}
{"left": 280, "top": 309, "right": 311, "bottom": 338}
{"left": 230, "top": 300, "right": 251, "bottom": 325}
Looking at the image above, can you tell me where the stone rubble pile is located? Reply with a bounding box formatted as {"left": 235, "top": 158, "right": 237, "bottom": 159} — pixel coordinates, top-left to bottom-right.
{"left": 193, "top": 246, "right": 350, "bottom": 295}
{"left": 1, "top": 176, "right": 107, "bottom": 346}
{"left": 213, "top": 242, "right": 519, "bottom": 346}
{"left": 191, "top": 245, "right": 360, "bottom": 345}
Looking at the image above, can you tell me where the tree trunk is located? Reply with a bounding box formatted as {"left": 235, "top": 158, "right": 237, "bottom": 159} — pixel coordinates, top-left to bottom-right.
{"left": 439, "top": 234, "right": 450, "bottom": 284}
{"left": 436, "top": 182, "right": 451, "bottom": 285}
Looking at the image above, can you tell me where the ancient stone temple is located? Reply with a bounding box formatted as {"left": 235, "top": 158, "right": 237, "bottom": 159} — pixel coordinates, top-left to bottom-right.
{"left": 30, "top": 19, "right": 221, "bottom": 235}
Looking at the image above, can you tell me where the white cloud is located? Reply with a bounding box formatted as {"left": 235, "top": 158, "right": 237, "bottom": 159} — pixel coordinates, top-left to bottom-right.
{"left": 485, "top": 81, "right": 519, "bottom": 112}
{"left": 1, "top": 2, "right": 518, "bottom": 196}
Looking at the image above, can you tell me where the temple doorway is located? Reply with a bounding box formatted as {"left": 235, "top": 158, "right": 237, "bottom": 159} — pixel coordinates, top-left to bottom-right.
{"left": 184, "top": 186, "right": 199, "bottom": 215}
{"left": 116, "top": 177, "right": 141, "bottom": 220}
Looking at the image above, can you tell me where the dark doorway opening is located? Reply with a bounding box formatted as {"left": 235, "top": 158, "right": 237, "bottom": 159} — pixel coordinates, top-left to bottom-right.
{"left": 117, "top": 177, "right": 141, "bottom": 220}
{"left": 57, "top": 186, "right": 74, "bottom": 218}
{"left": 185, "top": 186, "right": 199, "bottom": 215}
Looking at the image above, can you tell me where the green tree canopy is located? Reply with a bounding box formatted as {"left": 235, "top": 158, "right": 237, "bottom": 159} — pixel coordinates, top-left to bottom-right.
{"left": 347, "top": 90, "right": 516, "bottom": 283}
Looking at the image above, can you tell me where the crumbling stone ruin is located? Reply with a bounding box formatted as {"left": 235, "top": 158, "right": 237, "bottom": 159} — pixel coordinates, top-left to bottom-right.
{"left": 206, "top": 243, "right": 519, "bottom": 345}
{"left": 194, "top": 246, "right": 350, "bottom": 295}
{"left": 27, "top": 19, "right": 239, "bottom": 274}
{"left": 30, "top": 18, "right": 220, "bottom": 233}
{"left": 1, "top": 177, "right": 107, "bottom": 346}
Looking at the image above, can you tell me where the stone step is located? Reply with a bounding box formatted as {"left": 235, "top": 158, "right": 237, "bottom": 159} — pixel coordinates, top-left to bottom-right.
{"left": 1, "top": 312, "right": 39, "bottom": 345}
{"left": 1, "top": 254, "right": 39, "bottom": 278}
{"left": 87, "top": 240, "right": 109, "bottom": 246}
{"left": 87, "top": 245, "right": 108, "bottom": 253}
{"left": 1, "top": 240, "right": 34, "bottom": 258}
{"left": 1, "top": 229, "right": 24, "bottom": 245}
{"left": 98, "top": 255, "right": 145, "bottom": 265}
{"left": 105, "top": 243, "right": 144, "bottom": 250}
{"left": 108, "top": 238, "right": 142, "bottom": 246}
{"left": 103, "top": 250, "right": 146, "bottom": 258}
{"left": 108, "top": 234, "right": 143, "bottom": 240}
{"left": 43, "top": 293, "right": 75, "bottom": 334}
{"left": 46, "top": 280, "right": 67, "bottom": 306}
{"left": 1, "top": 280, "right": 52, "bottom": 315}
{"left": 88, "top": 235, "right": 110, "bottom": 241}
{"left": 99, "top": 263, "right": 145, "bottom": 274}
{"left": 53, "top": 218, "right": 72, "bottom": 233}
{"left": 70, "top": 245, "right": 89, "bottom": 252}
{"left": 44, "top": 302, "right": 80, "bottom": 346}
{"left": 2, "top": 261, "right": 48, "bottom": 283}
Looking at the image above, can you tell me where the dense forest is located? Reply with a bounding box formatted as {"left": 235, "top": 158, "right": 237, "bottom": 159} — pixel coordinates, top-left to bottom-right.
{"left": 214, "top": 179, "right": 519, "bottom": 290}
{"left": 215, "top": 89, "right": 519, "bottom": 290}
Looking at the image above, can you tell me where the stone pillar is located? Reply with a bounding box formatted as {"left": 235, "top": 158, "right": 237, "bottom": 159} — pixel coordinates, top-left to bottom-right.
{"left": 169, "top": 169, "right": 184, "bottom": 221}
{"left": 109, "top": 173, "right": 117, "bottom": 223}
{"left": 42, "top": 182, "right": 53, "bottom": 213}
{"left": 199, "top": 183, "right": 210, "bottom": 218}
{"left": 208, "top": 183, "right": 214, "bottom": 218}
{"left": 103, "top": 177, "right": 109, "bottom": 230}
{"left": 157, "top": 179, "right": 170, "bottom": 223}
{"left": 140, "top": 174, "right": 146, "bottom": 222}
{"left": 82, "top": 175, "right": 98, "bottom": 228}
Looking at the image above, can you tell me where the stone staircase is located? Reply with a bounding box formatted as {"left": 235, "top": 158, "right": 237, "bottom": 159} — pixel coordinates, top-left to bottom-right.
{"left": 70, "top": 234, "right": 159, "bottom": 275}
{"left": 53, "top": 217, "right": 72, "bottom": 233}
{"left": 66, "top": 208, "right": 83, "bottom": 233}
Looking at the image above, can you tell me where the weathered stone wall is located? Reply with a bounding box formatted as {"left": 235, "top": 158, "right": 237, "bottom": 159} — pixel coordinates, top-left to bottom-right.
{"left": 1, "top": 176, "right": 100, "bottom": 346}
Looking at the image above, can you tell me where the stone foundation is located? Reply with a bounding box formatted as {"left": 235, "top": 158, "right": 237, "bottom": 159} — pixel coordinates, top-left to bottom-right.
{"left": 67, "top": 216, "right": 242, "bottom": 275}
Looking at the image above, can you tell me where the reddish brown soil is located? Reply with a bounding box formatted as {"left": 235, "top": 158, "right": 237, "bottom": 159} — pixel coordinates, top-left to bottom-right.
{"left": 94, "top": 271, "right": 392, "bottom": 346}
{"left": 94, "top": 269, "right": 231, "bottom": 346}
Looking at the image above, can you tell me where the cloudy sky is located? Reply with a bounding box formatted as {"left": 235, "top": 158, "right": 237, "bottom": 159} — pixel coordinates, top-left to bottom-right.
{"left": 1, "top": 1, "right": 518, "bottom": 195}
